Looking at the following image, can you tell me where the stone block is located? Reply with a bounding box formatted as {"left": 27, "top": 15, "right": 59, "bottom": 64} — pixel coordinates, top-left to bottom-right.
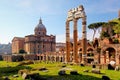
{"left": 22, "top": 73, "right": 41, "bottom": 80}
{"left": 58, "top": 70, "right": 66, "bottom": 76}
{"left": 18, "top": 69, "right": 29, "bottom": 76}
{"left": 115, "top": 66, "right": 120, "bottom": 71}
{"left": 91, "top": 69, "right": 100, "bottom": 74}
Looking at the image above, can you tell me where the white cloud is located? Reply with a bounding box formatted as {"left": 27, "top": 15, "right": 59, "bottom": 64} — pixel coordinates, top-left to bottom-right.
{"left": 56, "top": 34, "right": 65, "bottom": 43}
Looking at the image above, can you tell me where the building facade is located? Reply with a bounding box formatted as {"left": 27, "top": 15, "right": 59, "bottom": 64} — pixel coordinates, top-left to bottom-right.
{"left": 12, "top": 18, "right": 56, "bottom": 54}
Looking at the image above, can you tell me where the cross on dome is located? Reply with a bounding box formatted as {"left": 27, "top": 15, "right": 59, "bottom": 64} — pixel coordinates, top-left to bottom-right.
{"left": 39, "top": 18, "right": 42, "bottom": 24}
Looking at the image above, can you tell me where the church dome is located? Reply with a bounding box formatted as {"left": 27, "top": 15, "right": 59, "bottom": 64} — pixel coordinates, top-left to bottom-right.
{"left": 34, "top": 18, "right": 47, "bottom": 36}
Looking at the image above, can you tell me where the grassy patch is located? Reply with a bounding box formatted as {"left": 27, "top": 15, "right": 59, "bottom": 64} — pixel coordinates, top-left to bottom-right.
{"left": 0, "top": 61, "right": 120, "bottom": 80}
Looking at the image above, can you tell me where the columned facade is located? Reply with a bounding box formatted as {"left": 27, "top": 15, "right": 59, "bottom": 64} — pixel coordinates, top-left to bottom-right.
{"left": 66, "top": 21, "right": 70, "bottom": 62}
{"left": 66, "top": 5, "right": 87, "bottom": 63}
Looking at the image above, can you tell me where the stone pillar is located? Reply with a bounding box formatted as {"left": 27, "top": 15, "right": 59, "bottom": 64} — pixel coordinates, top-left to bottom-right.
{"left": 106, "top": 51, "right": 109, "bottom": 64}
{"left": 66, "top": 21, "right": 70, "bottom": 62}
{"left": 81, "top": 17, "right": 87, "bottom": 64}
{"left": 116, "top": 51, "right": 119, "bottom": 65}
{"left": 54, "top": 55, "right": 57, "bottom": 62}
{"left": 100, "top": 54, "right": 105, "bottom": 64}
{"left": 46, "top": 55, "right": 48, "bottom": 61}
{"left": 39, "top": 55, "right": 41, "bottom": 61}
{"left": 73, "top": 19, "right": 78, "bottom": 63}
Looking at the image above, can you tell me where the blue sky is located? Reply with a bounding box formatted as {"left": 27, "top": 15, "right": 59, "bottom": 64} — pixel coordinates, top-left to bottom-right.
{"left": 0, "top": 0, "right": 120, "bottom": 44}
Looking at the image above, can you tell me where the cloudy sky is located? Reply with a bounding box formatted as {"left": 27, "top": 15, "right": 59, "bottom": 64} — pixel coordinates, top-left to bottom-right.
{"left": 0, "top": 0, "right": 120, "bottom": 44}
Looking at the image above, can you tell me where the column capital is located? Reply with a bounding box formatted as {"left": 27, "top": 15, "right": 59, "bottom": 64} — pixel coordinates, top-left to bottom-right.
{"left": 73, "top": 18, "right": 78, "bottom": 22}
{"left": 66, "top": 20, "right": 70, "bottom": 23}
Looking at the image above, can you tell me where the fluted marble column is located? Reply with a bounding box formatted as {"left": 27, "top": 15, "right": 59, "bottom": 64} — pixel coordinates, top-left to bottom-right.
{"left": 66, "top": 21, "right": 70, "bottom": 62}
{"left": 73, "top": 19, "right": 78, "bottom": 63}
{"left": 82, "top": 17, "right": 87, "bottom": 64}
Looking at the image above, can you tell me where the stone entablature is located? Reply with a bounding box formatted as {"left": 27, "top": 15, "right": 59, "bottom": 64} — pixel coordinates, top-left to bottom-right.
{"left": 66, "top": 5, "right": 87, "bottom": 63}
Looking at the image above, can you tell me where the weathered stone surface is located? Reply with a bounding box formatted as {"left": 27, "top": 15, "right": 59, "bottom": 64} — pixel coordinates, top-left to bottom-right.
{"left": 91, "top": 69, "right": 100, "bottom": 74}
{"left": 58, "top": 70, "right": 66, "bottom": 76}
{"left": 23, "top": 54, "right": 37, "bottom": 60}
{"left": 2, "top": 55, "right": 24, "bottom": 62}
{"left": 17, "top": 60, "right": 34, "bottom": 66}
{"left": 13, "top": 75, "right": 19, "bottom": 78}
{"left": 22, "top": 73, "right": 28, "bottom": 80}
{"left": 22, "top": 73, "right": 41, "bottom": 80}
{"left": 18, "top": 69, "right": 29, "bottom": 76}
{"left": 115, "top": 66, "right": 120, "bottom": 71}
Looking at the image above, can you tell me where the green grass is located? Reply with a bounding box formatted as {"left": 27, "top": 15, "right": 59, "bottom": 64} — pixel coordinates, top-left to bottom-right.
{"left": 0, "top": 61, "right": 120, "bottom": 80}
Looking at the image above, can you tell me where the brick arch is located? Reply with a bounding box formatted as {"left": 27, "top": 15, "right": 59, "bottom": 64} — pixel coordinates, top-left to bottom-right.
{"left": 101, "top": 45, "right": 117, "bottom": 54}
{"left": 87, "top": 47, "right": 94, "bottom": 51}
{"left": 78, "top": 47, "right": 94, "bottom": 51}
{"left": 101, "top": 46, "right": 116, "bottom": 64}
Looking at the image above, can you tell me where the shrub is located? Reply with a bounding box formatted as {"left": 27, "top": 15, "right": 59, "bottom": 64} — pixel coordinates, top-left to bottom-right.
{"left": 70, "top": 70, "right": 79, "bottom": 75}
{"left": 113, "top": 39, "right": 119, "bottom": 44}
{"left": 0, "top": 66, "right": 28, "bottom": 73}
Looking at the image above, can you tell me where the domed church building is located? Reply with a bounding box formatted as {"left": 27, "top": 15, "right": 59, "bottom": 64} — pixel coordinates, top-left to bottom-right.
{"left": 12, "top": 18, "right": 56, "bottom": 54}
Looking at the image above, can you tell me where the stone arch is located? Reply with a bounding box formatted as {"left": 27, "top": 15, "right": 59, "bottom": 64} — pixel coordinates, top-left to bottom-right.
{"left": 87, "top": 47, "right": 94, "bottom": 63}
{"left": 105, "top": 47, "right": 116, "bottom": 60}
{"left": 78, "top": 47, "right": 82, "bottom": 63}
{"left": 87, "top": 47, "right": 94, "bottom": 51}
{"left": 101, "top": 45, "right": 117, "bottom": 54}
{"left": 101, "top": 46, "right": 116, "bottom": 64}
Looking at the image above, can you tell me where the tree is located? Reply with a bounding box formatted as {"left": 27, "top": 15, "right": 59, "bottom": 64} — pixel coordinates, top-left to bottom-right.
{"left": 100, "top": 31, "right": 110, "bottom": 39}
{"left": 102, "top": 21, "right": 118, "bottom": 37}
{"left": 88, "top": 22, "right": 106, "bottom": 41}
{"left": 113, "top": 23, "right": 120, "bottom": 34}
{"left": 19, "top": 49, "right": 26, "bottom": 54}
